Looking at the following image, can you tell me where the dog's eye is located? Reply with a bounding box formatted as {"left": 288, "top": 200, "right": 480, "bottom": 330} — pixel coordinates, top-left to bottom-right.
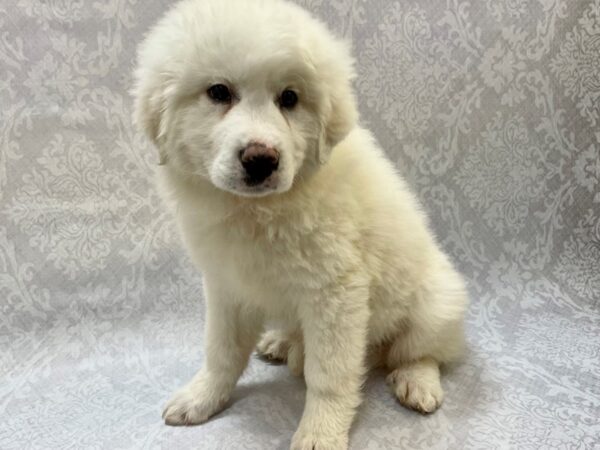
{"left": 279, "top": 89, "right": 298, "bottom": 109}
{"left": 207, "top": 84, "right": 232, "bottom": 103}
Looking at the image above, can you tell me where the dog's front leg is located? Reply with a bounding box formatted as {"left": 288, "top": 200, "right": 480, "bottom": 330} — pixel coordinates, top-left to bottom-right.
{"left": 163, "top": 281, "right": 262, "bottom": 425}
{"left": 291, "top": 279, "right": 370, "bottom": 450}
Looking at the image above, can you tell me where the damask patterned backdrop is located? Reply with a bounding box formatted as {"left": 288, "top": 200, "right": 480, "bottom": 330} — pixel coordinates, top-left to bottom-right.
{"left": 1, "top": 0, "right": 599, "bottom": 448}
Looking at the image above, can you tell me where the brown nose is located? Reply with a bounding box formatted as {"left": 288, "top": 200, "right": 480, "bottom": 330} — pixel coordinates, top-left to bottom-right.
{"left": 239, "top": 143, "right": 279, "bottom": 185}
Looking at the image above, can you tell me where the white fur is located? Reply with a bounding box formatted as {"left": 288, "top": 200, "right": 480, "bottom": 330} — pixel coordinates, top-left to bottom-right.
{"left": 133, "top": 1, "right": 467, "bottom": 448}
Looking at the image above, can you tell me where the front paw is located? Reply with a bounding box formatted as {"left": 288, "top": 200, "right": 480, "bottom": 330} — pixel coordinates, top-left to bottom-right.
{"left": 290, "top": 429, "right": 348, "bottom": 450}
{"left": 162, "top": 383, "right": 229, "bottom": 426}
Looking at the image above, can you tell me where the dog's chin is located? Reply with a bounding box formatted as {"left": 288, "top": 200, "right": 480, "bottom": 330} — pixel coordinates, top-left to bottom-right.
{"left": 230, "top": 184, "right": 280, "bottom": 197}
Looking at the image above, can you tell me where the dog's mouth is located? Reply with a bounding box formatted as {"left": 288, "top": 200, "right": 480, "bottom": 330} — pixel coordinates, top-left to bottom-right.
{"left": 225, "top": 175, "right": 281, "bottom": 197}
{"left": 243, "top": 174, "right": 275, "bottom": 188}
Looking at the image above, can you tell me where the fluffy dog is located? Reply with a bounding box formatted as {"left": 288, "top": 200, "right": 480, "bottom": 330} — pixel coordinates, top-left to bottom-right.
{"left": 133, "top": 0, "right": 467, "bottom": 448}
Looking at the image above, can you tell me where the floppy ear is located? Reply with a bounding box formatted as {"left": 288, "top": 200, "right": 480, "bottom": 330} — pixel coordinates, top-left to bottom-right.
{"left": 316, "top": 70, "right": 358, "bottom": 164}
{"left": 132, "top": 72, "right": 171, "bottom": 165}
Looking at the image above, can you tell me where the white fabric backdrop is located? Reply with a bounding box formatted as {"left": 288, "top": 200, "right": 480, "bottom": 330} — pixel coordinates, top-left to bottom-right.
{"left": 1, "top": 1, "right": 599, "bottom": 448}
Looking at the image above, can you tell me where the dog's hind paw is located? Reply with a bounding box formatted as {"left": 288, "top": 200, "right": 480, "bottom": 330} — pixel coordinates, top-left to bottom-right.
{"left": 256, "top": 328, "right": 304, "bottom": 376}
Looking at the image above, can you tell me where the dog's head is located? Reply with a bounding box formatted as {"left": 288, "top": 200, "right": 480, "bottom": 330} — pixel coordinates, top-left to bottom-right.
{"left": 133, "top": 0, "right": 357, "bottom": 197}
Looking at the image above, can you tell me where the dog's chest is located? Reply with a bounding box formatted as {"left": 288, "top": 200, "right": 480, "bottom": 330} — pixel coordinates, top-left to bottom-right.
{"left": 187, "top": 213, "right": 341, "bottom": 304}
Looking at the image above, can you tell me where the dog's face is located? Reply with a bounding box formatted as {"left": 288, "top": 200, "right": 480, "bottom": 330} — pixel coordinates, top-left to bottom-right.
{"left": 133, "top": 0, "right": 357, "bottom": 197}
{"left": 169, "top": 60, "right": 325, "bottom": 196}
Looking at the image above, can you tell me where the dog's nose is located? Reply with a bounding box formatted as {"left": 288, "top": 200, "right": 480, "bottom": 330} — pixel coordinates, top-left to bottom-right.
{"left": 239, "top": 143, "right": 279, "bottom": 185}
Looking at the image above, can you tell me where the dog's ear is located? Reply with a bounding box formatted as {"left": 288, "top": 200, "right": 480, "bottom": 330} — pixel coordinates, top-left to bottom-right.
{"left": 317, "top": 84, "right": 358, "bottom": 164}
{"left": 315, "top": 49, "right": 358, "bottom": 164}
{"left": 132, "top": 71, "right": 173, "bottom": 165}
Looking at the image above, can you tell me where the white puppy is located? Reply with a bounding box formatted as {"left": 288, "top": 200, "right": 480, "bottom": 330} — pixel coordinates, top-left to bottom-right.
{"left": 133, "top": 0, "right": 467, "bottom": 448}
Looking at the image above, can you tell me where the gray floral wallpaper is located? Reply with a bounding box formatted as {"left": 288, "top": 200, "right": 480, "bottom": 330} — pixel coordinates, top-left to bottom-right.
{"left": 1, "top": 0, "right": 599, "bottom": 449}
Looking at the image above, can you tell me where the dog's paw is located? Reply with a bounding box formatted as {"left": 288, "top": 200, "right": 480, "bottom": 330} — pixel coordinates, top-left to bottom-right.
{"left": 290, "top": 430, "right": 348, "bottom": 450}
{"left": 386, "top": 366, "right": 444, "bottom": 414}
{"left": 162, "top": 384, "right": 228, "bottom": 426}
{"left": 257, "top": 329, "right": 290, "bottom": 361}
{"left": 257, "top": 329, "right": 304, "bottom": 376}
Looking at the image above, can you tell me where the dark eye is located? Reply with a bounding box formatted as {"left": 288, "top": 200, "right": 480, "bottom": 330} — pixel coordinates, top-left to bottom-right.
{"left": 279, "top": 89, "right": 298, "bottom": 109}
{"left": 207, "top": 84, "right": 232, "bottom": 103}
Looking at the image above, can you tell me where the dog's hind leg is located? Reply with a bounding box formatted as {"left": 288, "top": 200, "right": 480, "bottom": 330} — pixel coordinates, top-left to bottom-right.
{"left": 385, "top": 261, "right": 467, "bottom": 414}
